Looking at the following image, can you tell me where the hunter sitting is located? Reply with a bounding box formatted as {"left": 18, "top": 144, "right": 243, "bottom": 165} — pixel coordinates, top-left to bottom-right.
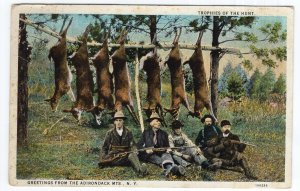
{"left": 137, "top": 112, "right": 186, "bottom": 177}
{"left": 99, "top": 111, "right": 148, "bottom": 176}
{"left": 203, "top": 120, "right": 257, "bottom": 180}
{"left": 168, "top": 120, "right": 214, "bottom": 171}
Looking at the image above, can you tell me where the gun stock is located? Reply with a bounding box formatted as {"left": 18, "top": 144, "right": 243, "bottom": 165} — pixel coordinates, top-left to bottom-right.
{"left": 230, "top": 140, "right": 257, "bottom": 147}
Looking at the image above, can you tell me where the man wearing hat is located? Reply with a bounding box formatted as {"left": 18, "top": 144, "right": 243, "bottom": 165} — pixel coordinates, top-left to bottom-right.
{"left": 137, "top": 112, "right": 186, "bottom": 177}
{"left": 168, "top": 120, "right": 213, "bottom": 170}
{"left": 207, "top": 120, "right": 257, "bottom": 180}
{"left": 195, "top": 114, "right": 222, "bottom": 153}
{"left": 99, "top": 111, "right": 148, "bottom": 176}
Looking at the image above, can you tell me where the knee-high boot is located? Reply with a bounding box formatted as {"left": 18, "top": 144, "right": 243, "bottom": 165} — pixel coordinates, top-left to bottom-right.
{"left": 239, "top": 158, "right": 257, "bottom": 180}
{"left": 128, "top": 153, "right": 148, "bottom": 176}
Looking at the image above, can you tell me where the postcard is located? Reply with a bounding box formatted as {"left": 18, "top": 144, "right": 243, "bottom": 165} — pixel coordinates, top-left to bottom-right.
{"left": 9, "top": 4, "right": 293, "bottom": 188}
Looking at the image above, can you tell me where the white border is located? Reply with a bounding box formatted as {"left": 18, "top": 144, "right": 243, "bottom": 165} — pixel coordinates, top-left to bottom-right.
{"left": 1, "top": 1, "right": 299, "bottom": 191}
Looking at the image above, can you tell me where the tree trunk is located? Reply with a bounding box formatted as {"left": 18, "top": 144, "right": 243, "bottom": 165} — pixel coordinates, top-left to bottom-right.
{"left": 17, "top": 14, "right": 31, "bottom": 147}
{"left": 210, "top": 50, "right": 220, "bottom": 117}
{"left": 149, "top": 15, "right": 157, "bottom": 42}
{"left": 210, "top": 16, "right": 222, "bottom": 118}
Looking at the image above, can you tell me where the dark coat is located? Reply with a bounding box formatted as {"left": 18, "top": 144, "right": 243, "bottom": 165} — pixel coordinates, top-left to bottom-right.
{"left": 101, "top": 126, "right": 134, "bottom": 159}
{"left": 195, "top": 125, "right": 222, "bottom": 149}
{"left": 218, "top": 132, "right": 246, "bottom": 160}
{"left": 137, "top": 127, "right": 170, "bottom": 149}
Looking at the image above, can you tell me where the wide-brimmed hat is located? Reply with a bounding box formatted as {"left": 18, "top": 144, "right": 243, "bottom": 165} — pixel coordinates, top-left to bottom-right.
{"left": 170, "top": 120, "right": 184, "bottom": 129}
{"left": 113, "top": 111, "right": 127, "bottom": 120}
{"left": 146, "top": 112, "right": 162, "bottom": 122}
{"left": 220, "top": 120, "right": 231, "bottom": 127}
{"left": 201, "top": 114, "right": 215, "bottom": 123}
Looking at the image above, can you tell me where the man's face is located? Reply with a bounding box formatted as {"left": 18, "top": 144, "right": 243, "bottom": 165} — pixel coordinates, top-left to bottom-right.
{"left": 174, "top": 128, "right": 182, "bottom": 135}
{"left": 150, "top": 119, "right": 161, "bottom": 130}
{"left": 204, "top": 117, "right": 213, "bottom": 126}
{"left": 114, "top": 118, "right": 124, "bottom": 129}
{"left": 221, "top": 125, "right": 231, "bottom": 134}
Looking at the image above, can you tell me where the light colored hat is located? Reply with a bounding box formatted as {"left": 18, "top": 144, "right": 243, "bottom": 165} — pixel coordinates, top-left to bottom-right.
{"left": 113, "top": 111, "right": 127, "bottom": 120}
{"left": 146, "top": 112, "right": 162, "bottom": 122}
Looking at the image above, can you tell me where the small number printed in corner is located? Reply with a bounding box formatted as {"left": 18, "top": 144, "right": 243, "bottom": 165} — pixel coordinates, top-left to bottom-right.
{"left": 255, "top": 183, "right": 268, "bottom": 188}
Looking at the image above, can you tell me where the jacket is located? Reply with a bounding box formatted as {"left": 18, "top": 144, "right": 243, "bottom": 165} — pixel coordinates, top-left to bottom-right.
{"left": 137, "top": 127, "right": 169, "bottom": 149}
{"left": 195, "top": 125, "right": 222, "bottom": 149}
{"left": 101, "top": 126, "right": 134, "bottom": 159}
{"left": 218, "top": 132, "right": 247, "bottom": 159}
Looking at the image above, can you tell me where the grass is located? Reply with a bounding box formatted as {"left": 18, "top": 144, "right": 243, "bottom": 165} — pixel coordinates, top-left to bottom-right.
{"left": 16, "top": 56, "right": 286, "bottom": 182}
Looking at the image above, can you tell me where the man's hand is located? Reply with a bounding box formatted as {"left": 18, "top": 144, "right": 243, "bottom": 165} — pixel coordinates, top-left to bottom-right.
{"left": 145, "top": 149, "right": 153, "bottom": 154}
{"left": 223, "top": 140, "right": 232, "bottom": 147}
{"left": 196, "top": 148, "right": 203, "bottom": 155}
{"left": 166, "top": 148, "right": 172, "bottom": 153}
{"left": 182, "top": 154, "right": 191, "bottom": 161}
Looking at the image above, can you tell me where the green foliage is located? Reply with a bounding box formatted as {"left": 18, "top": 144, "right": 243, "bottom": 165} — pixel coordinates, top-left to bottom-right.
{"left": 270, "top": 46, "right": 287, "bottom": 61}
{"left": 218, "top": 62, "right": 233, "bottom": 97}
{"left": 249, "top": 68, "right": 276, "bottom": 102}
{"left": 183, "top": 64, "right": 194, "bottom": 95}
{"left": 259, "top": 22, "right": 284, "bottom": 43}
{"left": 218, "top": 63, "right": 248, "bottom": 99}
{"left": 272, "top": 73, "right": 286, "bottom": 95}
{"left": 249, "top": 45, "right": 269, "bottom": 58}
{"left": 247, "top": 68, "right": 262, "bottom": 98}
{"left": 241, "top": 59, "right": 253, "bottom": 71}
{"left": 227, "top": 72, "right": 245, "bottom": 100}
{"left": 234, "top": 32, "right": 258, "bottom": 43}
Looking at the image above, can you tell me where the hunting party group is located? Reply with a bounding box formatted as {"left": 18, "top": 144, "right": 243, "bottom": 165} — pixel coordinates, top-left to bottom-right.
{"left": 43, "top": 17, "right": 257, "bottom": 180}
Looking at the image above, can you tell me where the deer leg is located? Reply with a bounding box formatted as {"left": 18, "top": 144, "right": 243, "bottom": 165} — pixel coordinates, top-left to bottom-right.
{"left": 107, "top": 95, "right": 115, "bottom": 111}
{"left": 67, "top": 88, "right": 76, "bottom": 102}
{"left": 182, "top": 95, "right": 192, "bottom": 112}
{"left": 157, "top": 105, "right": 167, "bottom": 127}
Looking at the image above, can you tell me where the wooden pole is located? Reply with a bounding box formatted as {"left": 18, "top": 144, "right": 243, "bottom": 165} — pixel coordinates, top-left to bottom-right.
{"left": 134, "top": 50, "right": 145, "bottom": 132}
{"left": 20, "top": 18, "right": 242, "bottom": 55}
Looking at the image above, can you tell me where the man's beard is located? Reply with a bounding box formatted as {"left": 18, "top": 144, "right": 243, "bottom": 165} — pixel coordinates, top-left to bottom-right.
{"left": 204, "top": 124, "right": 212, "bottom": 128}
{"left": 224, "top": 129, "right": 230, "bottom": 134}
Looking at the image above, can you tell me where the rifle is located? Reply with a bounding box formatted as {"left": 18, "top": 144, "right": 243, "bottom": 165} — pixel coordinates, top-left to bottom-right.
{"left": 98, "top": 145, "right": 199, "bottom": 166}
{"left": 229, "top": 140, "right": 257, "bottom": 147}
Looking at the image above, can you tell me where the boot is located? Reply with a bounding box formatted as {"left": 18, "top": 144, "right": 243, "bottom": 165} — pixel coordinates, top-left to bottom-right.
{"left": 173, "top": 155, "right": 191, "bottom": 167}
{"left": 206, "top": 159, "right": 222, "bottom": 171}
{"left": 164, "top": 164, "right": 186, "bottom": 177}
{"left": 170, "top": 165, "right": 186, "bottom": 177}
{"left": 128, "top": 153, "right": 148, "bottom": 176}
{"left": 239, "top": 158, "right": 258, "bottom": 180}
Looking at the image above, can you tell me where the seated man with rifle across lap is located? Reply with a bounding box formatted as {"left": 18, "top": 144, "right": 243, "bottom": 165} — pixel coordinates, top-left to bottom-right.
{"left": 196, "top": 117, "right": 257, "bottom": 180}
{"left": 98, "top": 111, "right": 148, "bottom": 177}
{"left": 137, "top": 112, "right": 186, "bottom": 177}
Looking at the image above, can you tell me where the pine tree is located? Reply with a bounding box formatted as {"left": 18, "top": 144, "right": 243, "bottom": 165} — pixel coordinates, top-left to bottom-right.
{"left": 218, "top": 62, "right": 233, "bottom": 97}
{"left": 248, "top": 68, "right": 262, "bottom": 99}
{"left": 256, "top": 68, "right": 276, "bottom": 102}
{"left": 227, "top": 71, "right": 245, "bottom": 101}
{"left": 273, "top": 73, "right": 286, "bottom": 95}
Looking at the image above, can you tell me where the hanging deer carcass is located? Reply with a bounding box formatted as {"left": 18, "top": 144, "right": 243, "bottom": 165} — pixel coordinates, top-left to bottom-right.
{"left": 164, "top": 28, "right": 191, "bottom": 119}
{"left": 111, "top": 30, "right": 140, "bottom": 125}
{"left": 63, "top": 25, "right": 94, "bottom": 122}
{"left": 184, "top": 31, "right": 217, "bottom": 121}
{"left": 89, "top": 34, "right": 114, "bottom": 125}
{"left": 45, "top": 18, "right": 75, "bottom": 111}
{"left": 139, "top": 35, "right": 166, "bottom": 126}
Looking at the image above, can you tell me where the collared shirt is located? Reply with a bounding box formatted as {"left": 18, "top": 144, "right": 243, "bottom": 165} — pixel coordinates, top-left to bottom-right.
{"left": 116, "top": 128, "right": 123, "bottom": 136}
